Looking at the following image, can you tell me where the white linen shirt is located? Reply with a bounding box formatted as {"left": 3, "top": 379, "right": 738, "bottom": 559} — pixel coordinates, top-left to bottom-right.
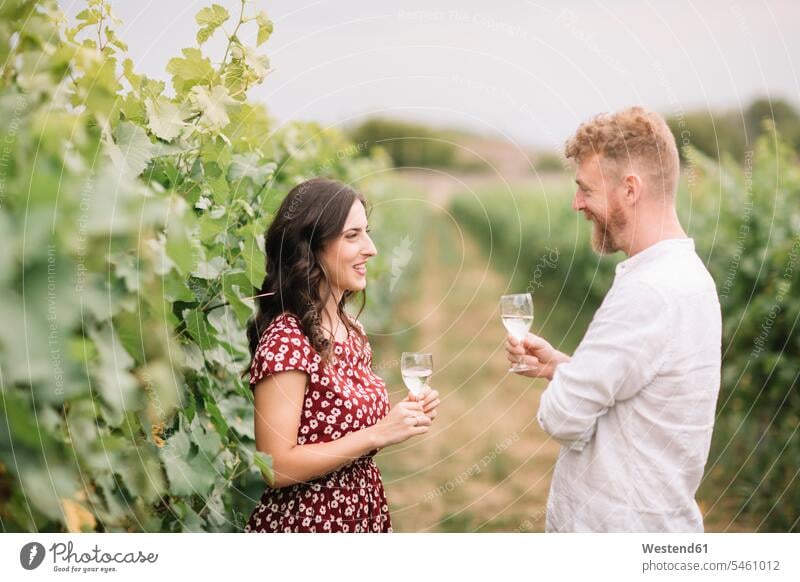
{"left": 537, "top": 238, "right": 722, "bottom": 532}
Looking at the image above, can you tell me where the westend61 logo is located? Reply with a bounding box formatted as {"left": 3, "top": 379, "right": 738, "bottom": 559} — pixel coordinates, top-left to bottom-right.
{"left": 19, "top": 541, "right": 158, "bottom": 574}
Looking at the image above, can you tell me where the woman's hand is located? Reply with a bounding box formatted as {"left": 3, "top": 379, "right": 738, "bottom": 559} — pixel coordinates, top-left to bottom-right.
{"left": 404, "top": 387, "right": 440, "bottom": 421}
{"left": 505, "top": 332, "right": 571, "bottom": 379}
{"left": 370, "top": 400, "right": 431, "bottom": 448}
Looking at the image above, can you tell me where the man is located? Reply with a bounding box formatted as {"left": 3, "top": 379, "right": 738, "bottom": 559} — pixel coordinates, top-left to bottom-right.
{"left": 506, "top": 106, "right": 722, "bottom": 532}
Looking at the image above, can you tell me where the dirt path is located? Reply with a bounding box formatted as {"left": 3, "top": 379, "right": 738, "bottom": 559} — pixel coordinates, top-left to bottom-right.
{"left": 374, "top": 183, "right": 560, "bottom": 532}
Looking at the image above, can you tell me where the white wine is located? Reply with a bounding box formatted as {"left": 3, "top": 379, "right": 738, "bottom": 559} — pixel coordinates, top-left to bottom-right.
{"left": 402, "top": 366, "right": 432, "bottom": 396}
{"left": 502, "top": 315, "right": 533, "bottom": 340}
{"left": 500, "top": 293, "right": 534, "bottom": 372}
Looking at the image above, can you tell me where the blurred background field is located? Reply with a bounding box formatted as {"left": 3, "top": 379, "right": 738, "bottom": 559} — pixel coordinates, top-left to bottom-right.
{"left": 369, "top": 123, "right": 800, "bottom": 532}
{"left": 1, "top": 0, "right": 798, "bottom": 533}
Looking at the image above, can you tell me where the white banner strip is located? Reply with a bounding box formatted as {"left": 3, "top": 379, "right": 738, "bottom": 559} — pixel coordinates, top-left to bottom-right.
{"left": 2, "top": 533, "right": 798, "bottom": 581}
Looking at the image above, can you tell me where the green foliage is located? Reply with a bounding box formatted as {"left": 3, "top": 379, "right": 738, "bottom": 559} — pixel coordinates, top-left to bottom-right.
{"left": 348, "top": 117, "right": 458, "bottom": 169}
{"left": 667, "top": 98, "right": 800, "bottom": 162}
{"left": 450, "top": 132, "right": 800, "bottom": 530}
{"left": 0, "top": 0, "right": 401, "bottom": 532}
{"left": 533, "top": 151, "right": 568, "bottom": 173}
{"left": 686, "top": 131, "right": 800, "bottom": 531}
{"left": 450, "top": 182, "right": 618, "bottom": 351}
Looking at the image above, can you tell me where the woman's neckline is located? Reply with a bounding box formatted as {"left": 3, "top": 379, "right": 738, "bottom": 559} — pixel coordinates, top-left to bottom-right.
{"left": 329, "top": 316, "right": 352, "bottom": 346}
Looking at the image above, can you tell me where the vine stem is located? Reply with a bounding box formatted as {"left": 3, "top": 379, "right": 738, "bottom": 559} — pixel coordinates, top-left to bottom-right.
{"left": 218, "top": 0, "right": 248, "bottom": 75}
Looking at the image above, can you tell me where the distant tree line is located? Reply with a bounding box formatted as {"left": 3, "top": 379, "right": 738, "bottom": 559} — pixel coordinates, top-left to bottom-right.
{"left": 347, "top": 98, "right": 800, "bottom": 171}
{"left": 667, "top": 98, "right": 800, "bottom": 162}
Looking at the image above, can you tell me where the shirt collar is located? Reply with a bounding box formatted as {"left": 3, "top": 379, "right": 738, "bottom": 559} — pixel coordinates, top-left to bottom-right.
{"left": 615, "top": 237, "right": 695, "bottom": 276}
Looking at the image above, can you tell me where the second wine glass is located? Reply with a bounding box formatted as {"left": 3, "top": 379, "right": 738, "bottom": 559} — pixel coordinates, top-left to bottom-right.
{"left": 400, "top": 352, "right": 433, "bottom": 396}
{"left": 500, "top": 293, "right": 535, "bottom": 373}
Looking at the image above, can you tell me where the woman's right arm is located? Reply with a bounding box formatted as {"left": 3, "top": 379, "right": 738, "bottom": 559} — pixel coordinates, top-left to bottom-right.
{"left": 254, "top": 370, "right": 430, "bottom": 488}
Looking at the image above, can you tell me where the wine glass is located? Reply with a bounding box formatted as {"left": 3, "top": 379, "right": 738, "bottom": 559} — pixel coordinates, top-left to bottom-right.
{"left": 401, "top": 352, "right": 433, "bottom": 396}
{"left": 501, "top": 293, "right": 535, "bottom": 372}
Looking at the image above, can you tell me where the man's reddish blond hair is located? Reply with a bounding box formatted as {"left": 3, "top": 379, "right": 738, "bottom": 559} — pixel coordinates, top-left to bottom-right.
{"left": 565, "top": 106, "right": 680, "bottom": 198}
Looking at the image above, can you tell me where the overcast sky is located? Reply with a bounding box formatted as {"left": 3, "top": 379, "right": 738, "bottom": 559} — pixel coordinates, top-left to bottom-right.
{"left": 59, "top": 0, "right": 800, "bottom": 148}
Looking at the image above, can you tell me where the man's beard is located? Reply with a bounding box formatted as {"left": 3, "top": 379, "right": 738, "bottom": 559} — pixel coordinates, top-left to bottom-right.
{"left": 588, "top": 203, "right": 627, "bottom": 255}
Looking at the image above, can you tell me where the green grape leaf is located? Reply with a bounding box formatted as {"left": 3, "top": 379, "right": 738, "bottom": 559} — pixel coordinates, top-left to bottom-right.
{"left": 139, "top": 359, "right": 183, "bottom": 423}
{"left": 166, "top": 48, "right": 215, "bottom": 94}
{"left": 241, "top": 228, "right": 266, "bottom": 289}
{"left": 199, "top": 136, "right": 233, "bottom": 169}
{"left": 189, "top": 414, "right": 224, "bottom": 458}
{"left": 195, "top": 4, "right": 229, "bottom": 45}
{"left": 218, "top": 394, "right": 254, "bottom": 439}
{"left": 145, "top": 97, "right": 185, "bottom": 141}
{"left": 115, "top": 447, "right": 167, "bottom": 505}
{"left": 205, "top": 173, "right": 231, "bottom": 205}
{"left": 222, "top": 271, "right": 256, "bottom": 326}
{"left": 114, "top": 309, "right": 146, "bottom": 364}
{"left": 184, "top": 308, "right": 216, "bottom": 350}
{"left": 192, "top": 255, "right": 228, "bottom": 280}
{"left": 88, "top": 323, "right": 140, "bottom": 428}
{"left": 173, "top": 500, "right": 206, "bottom": 532}
{"left": 256, "top": 12, "right": 273, "bottom": 47}
{"left": 228, "top": 152, "right": 276, "bottom": 184}
{"left": 197, "top": 382, "right": 230, "bottom": 438}
{"left": 198, "top": 212, "right": 226, "bottom": 244}
{"left": 165, "top": 198, "right": 199, "bottom": 275}
{"left": 121, "top": 58, "right": 142, "bottom": 90}
{"left": 189, "top": 84, "right": 237, "bottom": 132}
{"left": 230, "top": 44, "right": 270, "bottom": 82}
{"left": 253, "top": 451, "right": 274, "bottom": 485}
{"left": 107, "top": 121, "right": 156, "bottom": 177}
{"left": 181, "top": 342, "right": 206, "bottom": 372}
{"left": 160, "top": 427, "right": 217, "bottom": 497}
{"left": 222, "top": 58, "right": 247, "bottom": 98}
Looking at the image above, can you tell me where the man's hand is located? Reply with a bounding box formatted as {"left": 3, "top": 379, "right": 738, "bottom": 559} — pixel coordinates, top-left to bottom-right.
{"left": 505, "top": 333, "right": 571, "bottom": 379}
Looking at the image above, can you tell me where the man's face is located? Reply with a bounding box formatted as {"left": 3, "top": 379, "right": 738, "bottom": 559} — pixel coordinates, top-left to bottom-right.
{"left": 572, "top": 154, "right": 628, "bottom": 255}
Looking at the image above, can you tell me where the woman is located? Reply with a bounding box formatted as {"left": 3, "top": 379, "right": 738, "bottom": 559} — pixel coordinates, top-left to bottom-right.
{"left": 243, "top": 177, "right": 440, "bottom": 533}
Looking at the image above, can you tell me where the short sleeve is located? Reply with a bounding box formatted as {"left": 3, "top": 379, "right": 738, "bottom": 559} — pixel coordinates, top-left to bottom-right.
{"left": 249, "top": 314, "right": 316, "bottom": 389}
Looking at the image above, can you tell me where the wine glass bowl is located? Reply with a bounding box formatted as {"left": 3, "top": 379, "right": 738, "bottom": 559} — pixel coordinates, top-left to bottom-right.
{"left": 400, "top": 352, "right": 433, "bottom": 396}
{"left": 501, "top": 293, "right": 535, "bottom": 373}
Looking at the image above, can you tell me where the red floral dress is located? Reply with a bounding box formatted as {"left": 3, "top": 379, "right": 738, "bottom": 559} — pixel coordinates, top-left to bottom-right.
{"left": 244, "top": 312, "right": 393, "bottom": 533}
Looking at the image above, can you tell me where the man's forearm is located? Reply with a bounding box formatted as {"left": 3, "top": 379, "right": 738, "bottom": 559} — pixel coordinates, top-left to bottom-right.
{"left": 537, "top": 372, "right": 599, "bottom": 449}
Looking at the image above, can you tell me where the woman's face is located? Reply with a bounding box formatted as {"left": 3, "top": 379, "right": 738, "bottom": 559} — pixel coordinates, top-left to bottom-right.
{"left": 319, "top": 200, "right": 377, "bottom": 296}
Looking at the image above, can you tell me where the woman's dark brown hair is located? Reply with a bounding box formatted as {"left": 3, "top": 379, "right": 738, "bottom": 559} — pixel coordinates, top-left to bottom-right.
{"left": 245, "top": 178, "right": 369, "bottom": 375}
